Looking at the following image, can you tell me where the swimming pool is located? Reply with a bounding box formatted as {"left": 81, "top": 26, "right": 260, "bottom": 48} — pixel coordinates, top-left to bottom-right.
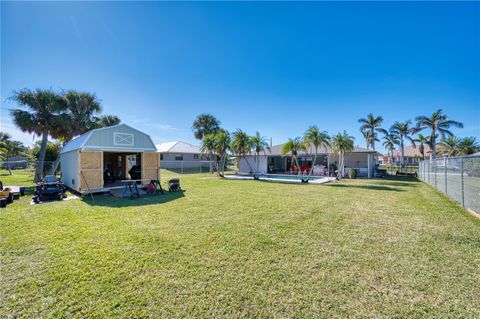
{"left": 225, "top": 174, "right": 335, "bottom": 184}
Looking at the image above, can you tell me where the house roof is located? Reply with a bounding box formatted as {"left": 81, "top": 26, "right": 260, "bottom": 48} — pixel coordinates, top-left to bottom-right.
{"left": 393, "top": 145, "right": 431, "bottom": 157}
{"left": 60, "top": 123, "right": 157, "bottom": 154}
{"left": 156, "top": 141, "right": 201, "bottom": 154}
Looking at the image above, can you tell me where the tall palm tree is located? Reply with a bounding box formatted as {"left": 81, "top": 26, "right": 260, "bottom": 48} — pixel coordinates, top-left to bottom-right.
{"left": 200, "top": 133, "right": 216, "bottom": 161}
{"left": 93, "top": 114, "right": 121, "bottom": 129}
{"left": 458, "top": 137, "right": 480, "bottom": 155}
{"left": 10, "top": 89, "right": 64, "bottom": 181}
{"left": 200, "top": 133, "right": 217, "bottom": 173}
{"left": 56, "top": 91, "right": 120, "bottom": 142}
{"left": 192, "top": 113, "right": 221, "bottom": 140}
{"left": 390, "top": 120, "right": 417, "bottom": 167}
{"left": 231, "top": 129, "right": 254, "bottom": 173}
{"left": 381, "top": 131, "right": 399, "bottom": 164}
{"left": 414, "top": 134, "right": 430, "bottom": 160}
{"left": 282, "top": 137, "right": 306, "bottom": 176}
{"left": 415, "top": 109, "right": 463, "bottom": 160}
{"left": 438, "top": 136, "right": 462, "bottom": 156}
{"left": 360, "top": 128, "right": 380, "bottom": 151}
{"left": 331, "top": 131, "right": 354, "bottom": 178}
{"left": 358, "top": 113, "right": 384, "bottom": 150}
{"left": 213, "top": 131, "right": 231, "bottom": 177}
{"left": 250, "top": 132, "right": 270, "bottom": 174}
{"left": 303, "top": 126, "right": 330, "bottom": 175}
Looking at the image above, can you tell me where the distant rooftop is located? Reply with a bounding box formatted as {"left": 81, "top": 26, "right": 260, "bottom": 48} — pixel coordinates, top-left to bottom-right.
{"left": 156, "top": 141, "right": 201, "bottom": 154}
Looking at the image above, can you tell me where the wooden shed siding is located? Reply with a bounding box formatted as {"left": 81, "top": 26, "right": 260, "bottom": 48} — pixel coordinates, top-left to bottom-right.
{"left": 142, "top": 152, "right": 159, "bottom": 181}
{"left": 79, "top": 151, "right": 103, "bottom": 191}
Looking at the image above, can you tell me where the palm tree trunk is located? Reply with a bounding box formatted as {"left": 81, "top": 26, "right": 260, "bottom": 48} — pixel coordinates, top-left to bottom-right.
{"left": 339, "top": 151, "right": 344, "bottom": 178}
{"left": 35, "top": 133, "right": 49, "bottom": 182}
{"left": 309, "top": 148, "right": 317, "bottom": 176}
{"left": 400, "top": 138, "right": 405, "bottom": 168}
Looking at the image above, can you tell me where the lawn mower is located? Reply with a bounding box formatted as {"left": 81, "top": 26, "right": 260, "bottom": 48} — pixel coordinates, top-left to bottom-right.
{"left": 33, "top": 175, "right": 67, "bottom": 203}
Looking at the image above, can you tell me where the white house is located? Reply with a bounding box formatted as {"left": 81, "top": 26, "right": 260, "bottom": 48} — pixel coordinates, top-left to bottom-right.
{"left": 238, "top": 143, "right": 379, "bottom": 178}
{"left": 156, "top": 141, "right": 211, "bottom": 169}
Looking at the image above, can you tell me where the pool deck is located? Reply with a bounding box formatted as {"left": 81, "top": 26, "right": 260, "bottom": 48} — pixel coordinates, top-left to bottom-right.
{"left": 224, "top": 175, "right": 336, "bottom": 184}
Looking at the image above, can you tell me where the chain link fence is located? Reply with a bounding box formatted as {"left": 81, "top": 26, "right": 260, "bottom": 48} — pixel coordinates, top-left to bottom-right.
{"left": 0, "top": 160, "right": 59, "bottom": 179}
{"left": 419, "top": 155, "right": 480, "bottom": 214}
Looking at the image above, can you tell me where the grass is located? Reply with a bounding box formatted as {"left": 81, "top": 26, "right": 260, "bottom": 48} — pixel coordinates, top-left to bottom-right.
{"left": 1, "top": 170, "right": 479, "bottom": 318}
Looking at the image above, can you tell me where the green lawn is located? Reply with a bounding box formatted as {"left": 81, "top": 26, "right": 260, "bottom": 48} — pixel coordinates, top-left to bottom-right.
{"left": 1, "top": 171, "right": 479, "bottom": 318}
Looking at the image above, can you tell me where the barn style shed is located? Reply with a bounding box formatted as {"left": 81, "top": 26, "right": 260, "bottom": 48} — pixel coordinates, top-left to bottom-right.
{"left": 59, "top": 124, "right": 159, "bottom": 193}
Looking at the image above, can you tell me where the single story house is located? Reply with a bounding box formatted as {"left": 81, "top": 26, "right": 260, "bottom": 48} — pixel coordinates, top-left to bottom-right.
{"left": 59, "top": 124, "right": 159, "bottom": 193}
{"left": 156, "top": 141, "right": 211, "bottom": 169}
{"left": 391, "top": 145, "right": 431, "bottom": 164}
{"left": 238, "top": 143, "right": 379, "bottom": 178}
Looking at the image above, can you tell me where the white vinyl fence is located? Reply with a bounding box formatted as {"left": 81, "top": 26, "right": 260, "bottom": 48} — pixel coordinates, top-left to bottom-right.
{"left": 419, "top": 156, "right": 480, "bottom": 215}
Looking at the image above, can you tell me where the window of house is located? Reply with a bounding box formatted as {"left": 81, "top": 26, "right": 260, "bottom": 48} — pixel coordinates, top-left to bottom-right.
{"left": 160, "top": 154, "right": 163, "bottom": 160}
{"left": 193, "top": 154, "right": 199, "bottom": 160}
{"left": 175, "top": 154, "right": 183, "bottom": 161}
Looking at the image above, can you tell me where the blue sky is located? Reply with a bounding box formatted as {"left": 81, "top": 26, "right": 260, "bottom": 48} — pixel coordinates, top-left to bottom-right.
{"left": 1, "top": 1, "right": 479, "bottom": 151}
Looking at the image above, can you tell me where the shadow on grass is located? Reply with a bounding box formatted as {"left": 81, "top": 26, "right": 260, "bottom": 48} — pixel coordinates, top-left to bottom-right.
{"left": 325, "top": 184, "right": 405, "bottom": 192}
{"left": 81, "top": 190, "right": 186, "bottom": 207}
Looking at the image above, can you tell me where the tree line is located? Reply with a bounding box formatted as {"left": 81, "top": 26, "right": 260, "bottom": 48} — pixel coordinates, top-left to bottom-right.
{"left": 4, "top": 88, "right": 121, "bottom": 181}
{"left": 192, "top": 113, "right": 356, "bottom": 177}
{"left": 192, "top": 110, "right": 478, "bottom": 178}
{"left": 358, "top": 110, "right": 478, "bottom": 164}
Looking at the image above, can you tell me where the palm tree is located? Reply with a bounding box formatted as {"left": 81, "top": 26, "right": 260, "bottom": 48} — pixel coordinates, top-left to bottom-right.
{"left": 360, "top": 128, "right": 380, "bottom": 151}
{"left": 281, "top": 137, "right": 305, "bottom": 176}
{"left": 192, "top": 114, "right": 221, "bottom": 140}
{"left": 200, "top": 133, "right": 217, "bottom": 173}
{"left": 93, "top": 114, "right": 121, "bottom": 129}
{"left": 414, "top": 134, "right": 430, "bottom": 160}
{"left": 213, "top": 131, "right": 231, "bottom": 177}
{"left": 56, "top": 90, "right": 120, "bottom": 142}
{"left": 358, "top": 113, "right": 384, "bottom": 150}
{"left": 250, "top": 132, "right": 270, "bottom": 173}
{"left": 458, "top": 137, "right": 480, "bottom": 155}
{"left": 438, "top": 136, "right": 462, "bottom": 156}
{"left": 415, "top": 109, "right": 463, "bottom": 160}
{"left": 390, "top": 120, "right": 417, "bottom": 167}
{"left": 10, "top": 89, "right": 63, "bottom": 181}
{"left": 303, "top": 126, "right": 330, "bottom": 175}
{"left": 381, "top": 131, "right": 399, "bottom": 164}
{"left": 331, "top": 131, "right": 354, "bottom": 178}
{"left": 231, "top": 129, "right": 254, "bottom": 172}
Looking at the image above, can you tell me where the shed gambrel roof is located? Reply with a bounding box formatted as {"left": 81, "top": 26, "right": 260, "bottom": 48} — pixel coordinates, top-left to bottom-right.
{"left": 156, "top": 141, "right": 201, "bottom": 154}
{"left": 60, "top": 124, "right": 157, "bottom": 154}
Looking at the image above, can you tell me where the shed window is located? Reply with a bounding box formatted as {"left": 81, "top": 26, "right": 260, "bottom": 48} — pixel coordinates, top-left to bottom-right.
{"left": 113, "top": 132, "right": 134, "bottom": 146}
{"left": 175, "top": 154, "right": 183, "bottom": 161}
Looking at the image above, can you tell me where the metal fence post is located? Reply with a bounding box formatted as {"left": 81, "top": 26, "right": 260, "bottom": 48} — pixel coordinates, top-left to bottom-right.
{"left": 461, "top": 157, "right": 465, "bottom": 207}
{"left": 444, "top": 157, "right": 447, "bottom": 195}
{"left": 434, "top": 160, "right": 437, "bottom": 188}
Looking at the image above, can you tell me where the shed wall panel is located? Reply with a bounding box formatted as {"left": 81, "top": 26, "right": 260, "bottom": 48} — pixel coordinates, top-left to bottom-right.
{"left": 60, "top": 151, "right": 79, "bottom": 191}
{"left": 142, "top": 152, "right": 159, "bottom": 181}
{"left": 79, "top": 151, "right": 103, "bottom": 191}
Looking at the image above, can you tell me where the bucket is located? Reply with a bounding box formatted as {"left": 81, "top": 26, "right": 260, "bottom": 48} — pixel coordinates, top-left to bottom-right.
{"left": 0, "top": 198, "right": 6, "bottom": 208}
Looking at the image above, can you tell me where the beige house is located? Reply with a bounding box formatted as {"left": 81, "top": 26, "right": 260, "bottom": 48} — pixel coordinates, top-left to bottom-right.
{"left": 59, "top": 124, "right": 159, "bottom": 193}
